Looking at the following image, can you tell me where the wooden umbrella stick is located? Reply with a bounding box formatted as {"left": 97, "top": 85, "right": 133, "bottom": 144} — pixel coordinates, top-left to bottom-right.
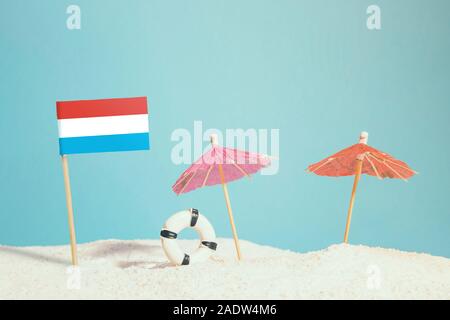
{"left": 61, "top": 155, "right": 79, "bottom": 265}
{"left": 218, "top": 163, "right": 242, "bottom": 261}
{"left": 343, "top": 158, "right": 363, "bottom": 243}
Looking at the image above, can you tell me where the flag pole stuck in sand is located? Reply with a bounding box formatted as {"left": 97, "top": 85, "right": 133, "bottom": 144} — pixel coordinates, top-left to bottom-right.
{"left": 56, "top": 97, "right": 150, "bottom": 265}
{"left": 61, "top": 155, "right": 78, "bottom": 266}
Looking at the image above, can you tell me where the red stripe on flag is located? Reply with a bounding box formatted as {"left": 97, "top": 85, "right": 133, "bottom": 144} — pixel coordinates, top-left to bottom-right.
{"left": 56, "top": 97, "right": 148, "bottom": 119}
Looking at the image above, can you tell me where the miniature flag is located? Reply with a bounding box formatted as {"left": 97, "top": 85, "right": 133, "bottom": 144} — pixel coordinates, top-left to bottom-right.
{"left": 56, "top": 97, "right": 150, "bottom": 155}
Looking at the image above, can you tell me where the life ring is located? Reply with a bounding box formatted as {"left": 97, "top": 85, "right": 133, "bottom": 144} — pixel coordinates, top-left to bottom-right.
{"left": 160, "top": 208, "right": 217, "bottom": 266}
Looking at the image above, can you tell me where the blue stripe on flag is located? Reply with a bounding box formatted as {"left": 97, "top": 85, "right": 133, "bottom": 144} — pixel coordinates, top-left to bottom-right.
{"left": 59, "top": 133, "right": 150, "bottom": 155}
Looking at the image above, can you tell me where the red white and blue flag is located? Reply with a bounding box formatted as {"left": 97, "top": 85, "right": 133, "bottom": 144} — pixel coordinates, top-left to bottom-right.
{"left": 56, "top": 97, "right": 150, "bottom": 155}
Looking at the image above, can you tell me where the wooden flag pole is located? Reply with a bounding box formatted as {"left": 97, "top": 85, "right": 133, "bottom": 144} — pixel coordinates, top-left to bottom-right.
{"left": 218, "top": 163, "right": 242, "bottom": 261}
{"left": 61, "top": 155, "right": 79, "bottom": 265}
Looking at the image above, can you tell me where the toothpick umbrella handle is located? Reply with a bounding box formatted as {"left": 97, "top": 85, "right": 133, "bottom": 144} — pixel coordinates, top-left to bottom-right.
{"left": 218, "top": 163, "right": 242, "bottom": 260}
{"left": 343, "top": 132, "right": 368, "bottom": 243}
{"left": 211, "top": 134, "right": 242, "bottom": 260}
{"left": 343, "top": 159, "right": 363, "bottom": 243}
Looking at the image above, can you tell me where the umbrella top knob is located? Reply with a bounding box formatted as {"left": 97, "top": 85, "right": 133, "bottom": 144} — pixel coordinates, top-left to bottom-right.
{"left": 359, "top": 131, "right": 369, "bottom": 144}
{"left": 210, "top": 134, "right": 219, "bottom": 146}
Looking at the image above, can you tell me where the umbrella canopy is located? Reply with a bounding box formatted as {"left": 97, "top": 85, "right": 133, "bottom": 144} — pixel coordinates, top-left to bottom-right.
{"left": 307, "top": 132, "right": 416, "bottom": 180}
{"left": 173, "top": 142, "right": 271, "bottom": 195}
{"left": 172, "top": 134, "right": 271, "bottom": 260}
{"left": 307, "top": 132, "right": 417, "bottom": 243}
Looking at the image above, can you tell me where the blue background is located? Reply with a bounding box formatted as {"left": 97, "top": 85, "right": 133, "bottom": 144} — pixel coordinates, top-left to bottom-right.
{"left": 1, "top": 0, "right": 449, "bottom": 257}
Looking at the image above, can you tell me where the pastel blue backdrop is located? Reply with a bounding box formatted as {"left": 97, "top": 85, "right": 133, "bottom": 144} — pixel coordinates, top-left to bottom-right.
{"left": 1, "top": 1, "right": 449, "bottom": 257}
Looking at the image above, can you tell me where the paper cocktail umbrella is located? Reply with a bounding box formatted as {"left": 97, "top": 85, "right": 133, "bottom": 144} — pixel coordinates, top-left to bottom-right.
{"left": 307, "top": 132, "right": 417, "bottom": 243}
{"left": 172, "top": 134, "right": 271, "bottom": 260}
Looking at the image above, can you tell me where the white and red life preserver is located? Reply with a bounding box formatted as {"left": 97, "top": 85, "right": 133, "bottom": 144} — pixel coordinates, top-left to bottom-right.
{"left": 160, "top": 208, "right": 217, "bottom": 266}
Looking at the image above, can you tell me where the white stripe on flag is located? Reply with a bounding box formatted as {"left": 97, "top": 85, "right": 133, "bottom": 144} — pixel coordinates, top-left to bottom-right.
{"left": 58, "top": 114, "right": 149, "bottom": 138}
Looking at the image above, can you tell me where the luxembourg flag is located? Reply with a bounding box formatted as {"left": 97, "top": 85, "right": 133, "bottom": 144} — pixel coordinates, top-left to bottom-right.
{"left": 56, "top": 97, "right": 150, "bottom": 155}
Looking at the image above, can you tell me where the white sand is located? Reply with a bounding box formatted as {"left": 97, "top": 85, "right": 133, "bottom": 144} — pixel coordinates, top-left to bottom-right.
{"left": 0, "top": 239, "right": 449, "bottom": 300}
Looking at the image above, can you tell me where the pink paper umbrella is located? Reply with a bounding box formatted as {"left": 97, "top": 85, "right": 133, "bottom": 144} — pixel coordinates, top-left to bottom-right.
{"left": 172, "top": 134, "right": 271, "bottom": 260}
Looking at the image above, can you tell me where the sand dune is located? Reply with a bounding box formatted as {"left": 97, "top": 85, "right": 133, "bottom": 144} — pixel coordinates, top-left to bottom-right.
{"left": 0, "top": 239, "right": 449, "bottom": 299}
